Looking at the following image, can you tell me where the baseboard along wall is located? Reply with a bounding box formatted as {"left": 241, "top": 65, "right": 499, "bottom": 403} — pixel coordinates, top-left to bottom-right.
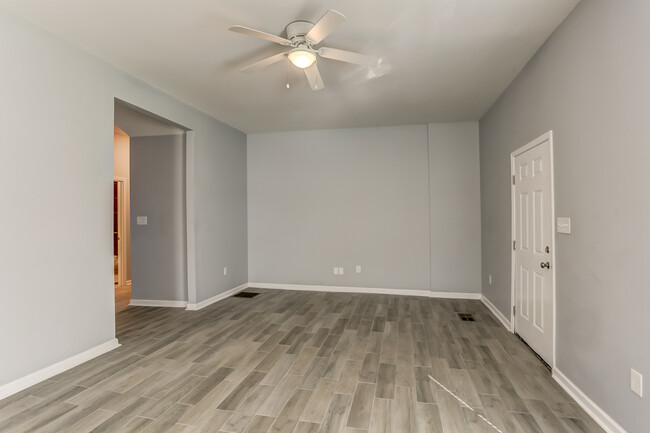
{"left": 480, "top": 294, "right": 512, "bottom": 330}
{"left": 248, "top": 282, "right": 481, "bottom": 300}
{"left": 0, "top": 338, "right": 120, "bottom": 401}
{"left": 480, "top": 295, "right": 626, "bottom": 433}
{"left": 553, "top": 369, "right": 627, "bottom": 433}
{"left": 186, "top": 283, "right": 248, "bottom": 311}
{"left": 128, "top": 299, "right": 188, "bottom": 308}
{"left": 134, "top": 282, "right": 481, "bottom": 312}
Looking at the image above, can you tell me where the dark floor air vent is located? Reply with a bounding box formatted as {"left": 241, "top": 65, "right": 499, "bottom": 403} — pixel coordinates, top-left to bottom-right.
{"left": 457, "top": 313, "right": 475, "bottom": 322}
{"left": 233, "top": 292, "right": 259, "bottom": 298}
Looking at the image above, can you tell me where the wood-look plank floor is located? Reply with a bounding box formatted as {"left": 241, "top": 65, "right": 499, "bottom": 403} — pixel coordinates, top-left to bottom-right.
{"left": 0, "top": 289, "right": 604, "bottom": 433}
{"left": 115, "top": 285, "right": 131, "bottom": 314}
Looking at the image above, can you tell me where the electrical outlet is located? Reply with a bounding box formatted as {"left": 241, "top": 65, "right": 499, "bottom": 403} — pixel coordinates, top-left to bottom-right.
{"left": 339, "top": 267, "right": 344, "bottom": 275}
{"left": 631, "top": 369, "right": 643, "bottom": 397}
{"left": 223, "top": 267, "right": 228, "bottom": 276}
{"left": 333, "top": 267, "right": 339, "bottom": 275}
{"left": 356, "top": 265, "right": 361, "bottom": 274}
{"left": 489, "top": 274, "right": 492, "bottom": 285}
{"left": 136, "top": 216, "right": 148, "bottom": 225}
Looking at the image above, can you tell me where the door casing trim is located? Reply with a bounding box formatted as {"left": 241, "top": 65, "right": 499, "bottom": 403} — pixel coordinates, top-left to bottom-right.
{"left": 510, "top": 130, "right": 557, "bottom": 369}
{"left": 113, "top": 177, "right": 127, "bottom": 287}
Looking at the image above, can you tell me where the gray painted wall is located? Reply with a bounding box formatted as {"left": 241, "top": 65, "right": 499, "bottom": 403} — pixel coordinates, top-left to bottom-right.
{"left": 479, "top": 0, "right": 650, "bottom": 431}
{"left": 0, "top": 9, "right": 247, "bottom": 388}
{"left": 130, "top": 135, "right": 186, "bottom": 301}
{"left": 115, "top": 103, "right": 185, "bottom": 138}
{"left": 248, "top": 123, "right": 481, "bottom": 293}
{"left": 195, "top": 120, "right": 248, "bottom": 302}
{"left": 429, "top": 123, "right": 481, "bottom": 293}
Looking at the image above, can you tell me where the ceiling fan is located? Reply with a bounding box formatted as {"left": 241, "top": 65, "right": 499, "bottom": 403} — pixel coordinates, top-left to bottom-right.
{"left": 229, "top": 10, "right": 373, "bottom": 90}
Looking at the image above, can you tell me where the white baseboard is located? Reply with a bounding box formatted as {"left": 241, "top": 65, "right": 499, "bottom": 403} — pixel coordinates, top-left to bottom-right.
{"left": 186, "top": 283, "right": 248, "bottom": 311}
{"left": 0, "top": 338, "right": 120, "bottom": 401}
{"left": 430, "top": 290, "right": 481, "bottom": 300}
{"left": 553, "top": 369, "right": 626, "bottom": 433}
{"left": 480, "top": 297, "right": 622, "bottom": 433}
{"left": 248, "top": 282, "right": 481, "bottom": 300}
{"left": 129, "top": 299, "right": 188, "bottom": 308}
{"left": 480, "top": 295, "right": 512, "bottom": 330}
{"left": 130, "top": 284, "right": 480, "bottom": 309}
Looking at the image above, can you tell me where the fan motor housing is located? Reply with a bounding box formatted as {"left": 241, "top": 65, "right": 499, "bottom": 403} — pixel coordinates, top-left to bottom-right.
{"left": 286, "top": 21, "right": 314, "bottom": 44}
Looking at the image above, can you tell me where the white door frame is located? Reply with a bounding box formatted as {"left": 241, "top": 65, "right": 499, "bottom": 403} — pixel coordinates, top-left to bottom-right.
{"left": 510, "top": 130, "right": 557, "bottom": 368}
{"left": 114, "top": 98, "right": 196, "bottom": 308}
{"left": 185, "top": 130, "right": 197, "bottom": 307}
{"left": 113, "top": 177, "right": 127, "bottom": 287}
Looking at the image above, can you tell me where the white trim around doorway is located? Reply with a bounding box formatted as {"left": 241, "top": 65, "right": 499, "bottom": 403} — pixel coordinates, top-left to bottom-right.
{"left": 510, "top": 130, "right": 557, "bottom": 368}
{"left": 185, "top": 131, "right": 197, "bottom": 306}
{"left": 113, "top": 177, "right": 127, "bottom": 287}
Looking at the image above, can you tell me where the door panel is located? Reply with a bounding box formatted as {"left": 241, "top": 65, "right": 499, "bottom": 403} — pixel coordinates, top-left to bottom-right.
{"left": 513, "top": 135, "right": 554, "bottom": 365}
{"left": 534, "top": 191, "right": 543, "bottom": 253}
{"left": 520, "top": 265, "right": 529, "bottom": 319}
{"left": 520, "top": 192, "right": 529, "bottom": 250}
{"left": 534, "top": 272, "right": 544, "bottom": 330}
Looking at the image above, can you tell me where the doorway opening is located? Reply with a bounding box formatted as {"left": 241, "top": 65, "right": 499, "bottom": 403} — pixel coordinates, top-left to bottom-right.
{"left": 510, "top": 131, "right": 556, "bottom": 368}
{"left": 112, "top": 99, "right": 195, "bottom": 330}
{"left": 113, "top": 126, "right": 131, "bottom": 313}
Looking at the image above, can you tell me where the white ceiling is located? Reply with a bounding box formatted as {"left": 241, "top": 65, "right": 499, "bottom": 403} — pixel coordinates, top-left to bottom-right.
{"left": 1, "top": 0, "right": 579, "bottom": 133}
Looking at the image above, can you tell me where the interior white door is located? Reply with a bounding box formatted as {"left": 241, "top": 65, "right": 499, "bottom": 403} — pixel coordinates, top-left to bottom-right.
{"left": 513, "top": 134, "right": 554, "bottom": 365}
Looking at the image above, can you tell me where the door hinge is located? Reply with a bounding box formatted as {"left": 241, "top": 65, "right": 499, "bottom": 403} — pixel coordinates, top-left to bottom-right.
{"left": 513, "top": 305, "right": 516, "bottom": 316}
{"left": 512, "top": 175, "right": 515, "bottom": 185}
{"left": 513, "top": 240, "right": 516, "bottom": 250}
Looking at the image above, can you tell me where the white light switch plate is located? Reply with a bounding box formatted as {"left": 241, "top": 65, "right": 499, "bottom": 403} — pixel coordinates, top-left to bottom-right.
{"left": 557, "top": 217, "right": 571, "bottom": 234}
{"left": 136, "top": 216, "right": 148, "bottom": 225}
{"left": 631, "top": 369, "right": 643, "bottom": 397}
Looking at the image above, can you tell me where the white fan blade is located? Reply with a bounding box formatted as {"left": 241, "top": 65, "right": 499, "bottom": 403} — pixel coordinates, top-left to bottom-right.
{"left": 229, "top": 25, "right": 292, "bottom": 46}
{"left": 304, "top": 64, "right": 325, "bottom": 90}
{"left": 319, "top": 47, "right": 373, "bottom": 65}
{"left": 305, "top": 10, "right": 345, "bottom": 44}
{"left": 241, "top": 52, "right": 288, "bottom": 72}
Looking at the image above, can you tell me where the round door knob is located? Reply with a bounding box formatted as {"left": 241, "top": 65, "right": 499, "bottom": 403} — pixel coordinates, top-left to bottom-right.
{"left": 540, "top": 262, "right": 550, "bottom": 269}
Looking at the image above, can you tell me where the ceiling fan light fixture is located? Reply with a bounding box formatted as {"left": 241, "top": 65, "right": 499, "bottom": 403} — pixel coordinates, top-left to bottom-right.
{"left": 288, "top": 49, "right": 316, "bottom": 69}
